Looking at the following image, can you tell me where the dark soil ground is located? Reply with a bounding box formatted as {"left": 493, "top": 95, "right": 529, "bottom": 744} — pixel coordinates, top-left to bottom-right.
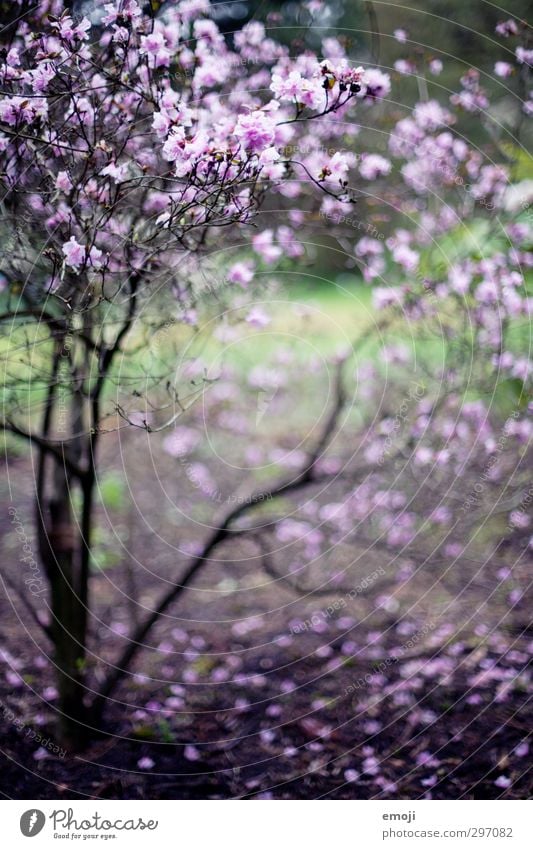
{"left": 1, "top": 433, "right": 531, "bottom": 800}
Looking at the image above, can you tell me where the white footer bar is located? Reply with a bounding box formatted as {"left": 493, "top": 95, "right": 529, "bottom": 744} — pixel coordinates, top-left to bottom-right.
{"left": 4, "top": 799, "right": 532, "bottom": 848}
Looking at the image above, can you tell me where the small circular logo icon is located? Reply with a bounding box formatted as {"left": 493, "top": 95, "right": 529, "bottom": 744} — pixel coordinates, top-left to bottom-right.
{"left": 20, "top": 810, "right": 45, "bottom": 837}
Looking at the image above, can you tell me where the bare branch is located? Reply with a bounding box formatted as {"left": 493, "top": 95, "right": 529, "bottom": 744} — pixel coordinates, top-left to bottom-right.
{"left": 2, "top": 420, "right": 86, "bottom": 480}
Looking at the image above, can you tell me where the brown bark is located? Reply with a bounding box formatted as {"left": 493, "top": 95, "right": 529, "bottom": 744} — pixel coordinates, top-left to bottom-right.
{"left": 44, "top": 458, "right": 90, "bottom": 747}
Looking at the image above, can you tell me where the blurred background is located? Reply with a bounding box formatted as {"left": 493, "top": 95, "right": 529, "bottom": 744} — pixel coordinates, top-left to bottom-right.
{"left": 0, "top": 0, "right": 531, "bottom": 800}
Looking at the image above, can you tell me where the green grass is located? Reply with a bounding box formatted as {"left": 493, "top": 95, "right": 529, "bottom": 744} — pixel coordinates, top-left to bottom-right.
{"left": 2, "top": 271, "right": 530, "bottom": 432}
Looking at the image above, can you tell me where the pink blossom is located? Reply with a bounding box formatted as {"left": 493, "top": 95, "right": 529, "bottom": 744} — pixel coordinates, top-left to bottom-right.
{"left": 6, "top": 48, "right": 20, "bottom": 68}
{"left": 516, "top": 47, "right": 533, "bottom": 65}
{"left": 509, "top": 510, "right": 529, "bottom": 529}
{"left": 0, "top": 96, "right": 36, "bottom": 126}
{"left": 140, "top": 30, "right": 171, "bottom": 68}
{"left": 137, "top": 757, "right": 155, "bottom": 770}
{"left": 152, "top": 111, "right": 171, "bottom": 138}
{"left": 362, "top": 68, "right": 391, "bottom": 100}
{"left": 252, "top": 229, "right": 282, "bottom": 264}
{"left": 359, "top": 154, "right": 391, "bottom": 180}
{"left": 101, "top": 161, "right": 129, "bottom": 183}
{"left": 449, "top": 265, "right": 472, "bottom": 295}
{"left": 356, "top": 237, "right": 384, "bottom": 257}
{"left": 277, "top": 226, "right": 304, "bottom": 258}
{"left": 414, "top": 100, "right": 452, "bottom": 131}
{"left": 415, "top": 446, "right": 433, "bottom": 465}
{"left": 42, "top": 686, "right": 58, "bottom": 700}
{"left": 392, "top": 242, "right": 419, "bottom": 271}
{"left": 235, "top": 20, "right": 265, "bottom": 49}
{"left": 322, "top": 37, "right": 346, "bottom": 59}
{"left": 55, "top": 171, "right": 72, "bottom": 192}
{"left": 246, "top": 306, "right": 271, "bottom": 328}
{"left": 416, "top": 750, "right": 440, "bottom": 768}
{"left": 338, "top": 65, "right": 365, "bottom": 89}
{"left": 495, "top": 19, "right": 518, "bottom": 37}
{"left": 165, "top": 131, "right": 209, "bottom": 178}
{"left": 101, "top": 2, "right": 120, "bottom": 24}
{"left": 227, "top": 260, "right": 255, "bottom": 288}
{"left": 431, "top": 506, "right": 451, "bottom": 525}
{"left": 162, "top": 127, "right": 186, "bottom": 162}
{"left": 259, "top": 146, "right": 280, "bottom": 166}
{"left": 394, "top": 59, "right": 416, "bottom": 76}
{"left": 476, "top": 280, "right": 499, "bottom": 304}
{"left": 52, "top": 15, "right": 91, "bottom": 43}
{"left": 261, "top": 157, "right": 285, "bottom": 181}
{"left": 234, "top": 110, "right": 277, "bottom": 153}
{"left": 194, "top": 18, "right": 225, "bottom": 47}
{"left": 66, "top": 96, "right": 93, "bottom": 127}
{"left": 511, "top": 358, "right": 530, "bottom": 381}
{"left": 429, "top": 59, "right": 443, "bottom": 75}
{"left": 27, "top": 62, "right": 56, "bottom": 93}
{"left": 75, "top": 17, "right": 91, "bottom": 41}
{"left": 112, "top": 25, "right": 129, "bottom": 43}
{"left": 62, "top": 237, "right": 86, "bottom": 272}
{"left": 394, "top": 29, "right": 408, "bottom": 44}
{"left": 494, "top": 62, "right": 514, "bottom": 78}
{"left": 144, "top": 192, "right": 171, "bottom": 214}
{"left": 373, "top": 287, "right": 405, "bottom": 310}
{"left": 271, "top": 71, "right": 306, "bottom": 101}
{"left": 88, "top": 246, "right": 103, "bottom": 269}
{"left": 163, "top": 426, "right": 200, "bottom": 458}
{"left": 319, "top": 151, "right": 354, "bottom": 185}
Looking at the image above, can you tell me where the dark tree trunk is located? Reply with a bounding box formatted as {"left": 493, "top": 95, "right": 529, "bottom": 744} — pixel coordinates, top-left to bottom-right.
{"left": 45, "top": 458, "right": 90, "bottom": 747}
{"left": 35, "top": 366, "right": 94, "bottom": 747}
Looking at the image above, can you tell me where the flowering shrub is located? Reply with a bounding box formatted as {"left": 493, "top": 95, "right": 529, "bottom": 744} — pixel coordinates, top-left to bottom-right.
{"left": 186, "top": 13, "right": 532, "bottom": 576}
{"left": 0, "top": 1, "right": 531, "bottom": 745}
{"left": 0, "top": 0, "right": 388, "bottom": 738}
{"left": 0, "top": 0, "right": 389, "bottom": 300}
